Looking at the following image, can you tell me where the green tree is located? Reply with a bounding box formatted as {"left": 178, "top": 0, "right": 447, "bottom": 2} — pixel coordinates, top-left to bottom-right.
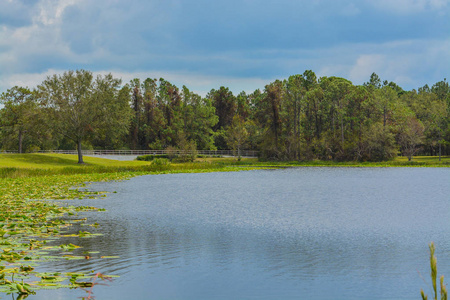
{"left": 225, "top": 115, "right": 249, "bottom": 161}
{"left": 209, "top": 86, "right": 237, "bottom": 131}
{"left": 375, "top": 86, "right": 398, "bottom": 128}
{"left": 0, "top": 86, "right": 50, "bottom": 152}
{"left": 38, "top": 70, "right": 130, "bottom": 164}
{"left": 322, "top": 77, "right": 352, "bottom": 159}
{"left": 364, "top": 72, "right": 382, "bottom": 89}
{"left": 259, "top": 80, "right": 284, "bottom": 159}
{"left": 284, "top": 74, "right": 306, "bottom": 160}
{"left": 360, "top": 122, "right": 397, "bottom": 161}
{"left": 92, "top": 80, "right": 132, "bottom": 149}
{"left": 397, "top": 116, "right": 425, "bottom": 161}
{"left": 181, "top": 86, "right": 218, "bottom": 150}
{"left": 431, "top": 79, "right": 449, "bottom": 101}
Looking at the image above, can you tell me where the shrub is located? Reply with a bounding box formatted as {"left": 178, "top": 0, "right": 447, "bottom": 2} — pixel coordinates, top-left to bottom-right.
{"left": 197, "top": 155, "right": 222, "bottom": 158}
{"left": 136, "top": 154, "right": 170, "bottom": 161}
{"left": 151, "top": 158, "right": 171, "bottom": 170}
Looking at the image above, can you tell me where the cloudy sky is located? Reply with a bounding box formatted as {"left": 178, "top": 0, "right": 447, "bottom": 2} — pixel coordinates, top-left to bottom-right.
{"left": 0, "top": 0, "right": 449, "bottom": 95}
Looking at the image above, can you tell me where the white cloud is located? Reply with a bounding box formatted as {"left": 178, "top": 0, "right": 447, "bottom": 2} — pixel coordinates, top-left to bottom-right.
{"left": 0, "top": 69, "right": 272, "bottom": 97}
{"left": 349, "top": 54, "right": 385, "bottom": 83}
{"left": 340, "top": 3, "right": 361, "bottom": 16}
{"left": 368, "top": 0, "right": 449, "bottom": 14}
{"left": 343, "top": 38, "right": 450, "bottom": 88}
{"left": 0, "top": 0, "right": 449, "bottom": 95}
{"left": 0, "top": 69, "right": 58, "bottom": 91}
{"left": 34, "top": 0, "right": 81, "bottom": 25}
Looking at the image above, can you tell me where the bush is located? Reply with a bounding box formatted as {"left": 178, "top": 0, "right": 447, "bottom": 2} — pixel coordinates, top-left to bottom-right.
{"left": 151, "top": 158, "right": 171, "bottom": 170}
{"left": 197, "top": 154, "right": 222, "bottom": 158}
{"left": 136, "top": 154, "right": 170, "bottom": 161}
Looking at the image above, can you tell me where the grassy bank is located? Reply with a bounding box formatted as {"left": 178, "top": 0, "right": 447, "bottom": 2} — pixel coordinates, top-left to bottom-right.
{"left": 212, "top": 155, "right": 450, "bottom": 168}
{"left": 0, "top": 154, "right": 447, "bottom": 179}
{"left": 0, "top": 153, "right": 257, "bottom": 178}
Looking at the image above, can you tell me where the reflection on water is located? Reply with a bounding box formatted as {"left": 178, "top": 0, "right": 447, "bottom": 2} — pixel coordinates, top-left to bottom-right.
{"left": 31, "top": 167, "right": 450, "bottom": 300}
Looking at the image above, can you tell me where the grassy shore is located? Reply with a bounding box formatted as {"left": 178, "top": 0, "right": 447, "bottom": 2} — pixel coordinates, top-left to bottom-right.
{"left": 200, "top": 155, "right": 450, "bottom": 167}
{"left": 0, "top": 153, "right": 258, "bottom": 178}
{"left": 0, "top": 153, "right": 447, "bottom": 179}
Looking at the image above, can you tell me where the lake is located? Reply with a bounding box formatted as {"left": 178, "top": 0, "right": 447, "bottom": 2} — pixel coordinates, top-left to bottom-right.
{"left": 32, "top": 167, "right": 450, "bottom": 299}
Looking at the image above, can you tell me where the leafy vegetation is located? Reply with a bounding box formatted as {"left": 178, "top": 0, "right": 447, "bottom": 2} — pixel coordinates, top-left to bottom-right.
{"left": 1, "top": 71, "right": 449, "bottom": 163}
{"left": 0, "top": 172, "right": 129, "bottom": 297}
{"left": 136, "top": 154, "right": 170, "bottom": 161}
{"left": 421, "top": 242, "right": 448, "bottom": 300}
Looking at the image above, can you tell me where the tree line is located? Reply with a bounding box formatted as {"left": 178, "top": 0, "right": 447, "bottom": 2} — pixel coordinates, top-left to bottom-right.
{"left": 0, "top": 69, "right": 449, "bottom": 163}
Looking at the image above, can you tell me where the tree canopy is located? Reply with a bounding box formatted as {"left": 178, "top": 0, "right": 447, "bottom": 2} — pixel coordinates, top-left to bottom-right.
{"left": 37, "top": 70, "right": 131, "bottom": 163}
{"left": 1, "top": 70, "right": 449, "bottom": 162}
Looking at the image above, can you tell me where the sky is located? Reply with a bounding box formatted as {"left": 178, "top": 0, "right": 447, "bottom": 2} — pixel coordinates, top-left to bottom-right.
{"left": 0, "top": 0, "right": 449, "bottom": 96}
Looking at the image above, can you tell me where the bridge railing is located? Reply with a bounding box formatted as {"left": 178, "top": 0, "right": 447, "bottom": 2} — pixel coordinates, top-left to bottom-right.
{"left": 25, "top": 149, "right": 259, "bottom": 157}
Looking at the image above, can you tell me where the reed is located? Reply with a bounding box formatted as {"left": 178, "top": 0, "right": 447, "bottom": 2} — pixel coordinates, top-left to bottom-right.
{"left": 421, "top": 242, "right": 448, "bottom": 300}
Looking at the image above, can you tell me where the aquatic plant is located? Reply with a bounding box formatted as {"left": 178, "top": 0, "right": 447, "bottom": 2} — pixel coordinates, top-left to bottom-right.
{"left": 79, "top": 272, "right": 114, "bottom": 300}
{"left": 0, "top": 172, "right": 129, "bottom": 298}
{"left": 421, "top": 242, "right": 448, "bottom": 300}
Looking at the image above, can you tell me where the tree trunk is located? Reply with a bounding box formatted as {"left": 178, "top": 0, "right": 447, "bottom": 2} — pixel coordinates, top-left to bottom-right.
{"left": 18, "top": 130, "right": 23, "bottom": 154}
{"left": 439, "top": 142, "right": 442, "bottom": 162}
{"left": 77, "top": 140, "right": 84, "bottom": 164}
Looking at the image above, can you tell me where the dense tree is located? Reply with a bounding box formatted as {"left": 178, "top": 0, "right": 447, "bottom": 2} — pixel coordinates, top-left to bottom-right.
{"left": 360, "top": 122, "right": 397, "bottom": 161}
{"left": 364, "top": 72, "right": 382, "bottom": 89}
{"left": 225, "top": 115, "right": 249, "bottom": 160}
{"left": 397, "top": 116, "right": 425, "bottom": 161}
{"left": 260, "top": 80, "right": 283, "bottom": 158}
{"left": 0, "top": 87, "right": 50, "bottom": 152}
{"left": 1, "top": 69, "right": 448, "bottom": 162}
{"left": 209, "top": 87, "right": 237, "bottom": 131}
{"left": 181, "top": 86, "right": 218, "bottom": 150}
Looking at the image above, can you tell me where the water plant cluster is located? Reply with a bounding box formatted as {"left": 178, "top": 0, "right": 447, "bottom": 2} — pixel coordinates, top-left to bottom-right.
{"left": 0, "top": 172, "right": 133, "bottom": 298}
{"left": 421, "top": 242, "right": 448, "bottom": 300}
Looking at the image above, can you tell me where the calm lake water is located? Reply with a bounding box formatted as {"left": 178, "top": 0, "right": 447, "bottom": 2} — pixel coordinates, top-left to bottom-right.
{"left": 32, "top": 167, "right": 449, "bottom": 300}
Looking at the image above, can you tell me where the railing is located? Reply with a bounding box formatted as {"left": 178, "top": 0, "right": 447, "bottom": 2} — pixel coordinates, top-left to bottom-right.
{"left": 29, "top": 149, "right": 259, "bottom": 157}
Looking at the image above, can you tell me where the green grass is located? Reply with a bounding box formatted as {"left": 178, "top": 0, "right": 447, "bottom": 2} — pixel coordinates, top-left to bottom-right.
{"left": 0, "top": 154, "right": 253, "bottom": 178}
{"left": 0, "top": 153, "right": 150, "bottom": 168}
{"left": 235, "top": 156, "right": 450, "bottom": 168}
{"left": 1, "top": 154, "right": 447, "bottom": 175}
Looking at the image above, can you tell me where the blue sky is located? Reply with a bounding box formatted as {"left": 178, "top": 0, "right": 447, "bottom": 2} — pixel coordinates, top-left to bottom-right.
{"left": 0, "top": 0, "right": 449, "bottom": 95}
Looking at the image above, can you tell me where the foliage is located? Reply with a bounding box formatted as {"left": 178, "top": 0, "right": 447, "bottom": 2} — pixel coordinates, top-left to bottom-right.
{"left": 397, "top": 116, "right": 425, "bottom": 161}
{"left": 1, "top": 70, "right": 449, "bottom": 162}
{"left": 151, "top": 158, "right": 171, "bottom": 170}
{"left": 37, "top": 70, "right": 131, "bottom": 164}
{"left": 421, "top": 242, "right": 448, "bottom": 300}
{"left": 136, "top": 154, "right": 170, "bottom": 161}
{"left": 225, "top": 115, "right": 249, "bottom": 161}
{"left": 0, "top": 87, "right": 51, "bottom": 153}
